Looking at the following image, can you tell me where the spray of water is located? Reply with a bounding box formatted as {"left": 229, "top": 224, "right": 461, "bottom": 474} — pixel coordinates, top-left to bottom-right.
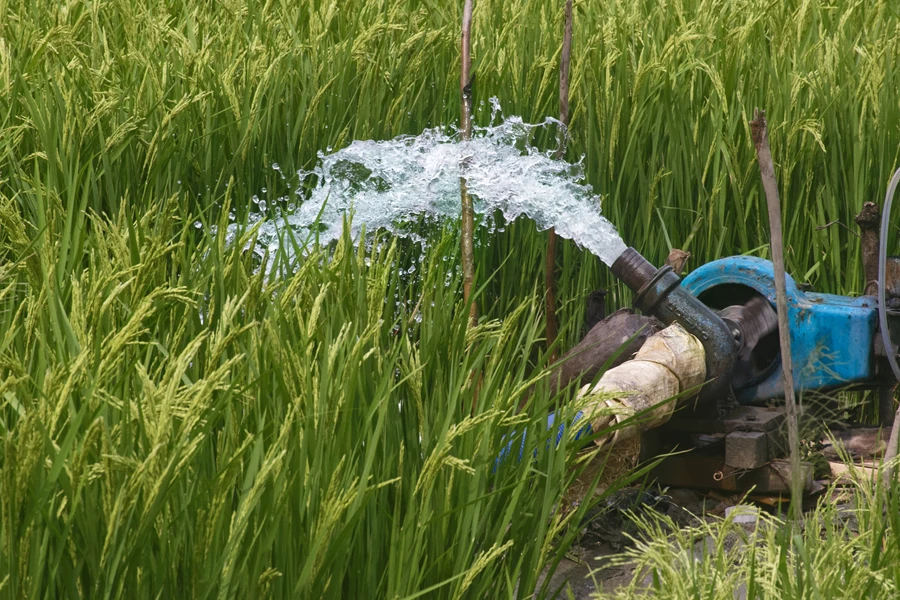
{"left": 229, "top": 98, "right": 626, "bottom": 268}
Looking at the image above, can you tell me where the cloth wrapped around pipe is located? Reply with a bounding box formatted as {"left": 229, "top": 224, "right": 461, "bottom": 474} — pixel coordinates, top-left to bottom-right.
{"left": 495, "top": 322, "right": 705, "bottom": 468}
{"left": 580, "top": 322, "right": 706, "bottom": 447}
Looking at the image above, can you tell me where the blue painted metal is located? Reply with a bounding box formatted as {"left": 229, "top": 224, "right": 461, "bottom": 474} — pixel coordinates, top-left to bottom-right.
{"left": 682, "top": 256, "right": 878, "bottom": 404}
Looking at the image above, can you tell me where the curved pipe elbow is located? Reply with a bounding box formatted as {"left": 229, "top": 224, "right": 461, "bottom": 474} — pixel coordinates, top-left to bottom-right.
{"left": 611, "top": 248, "right": 738, "bottom": 402}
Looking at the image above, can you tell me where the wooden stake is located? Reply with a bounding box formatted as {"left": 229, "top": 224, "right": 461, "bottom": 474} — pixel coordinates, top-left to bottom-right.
{"left": 460, "top": 0, "right": 477, "bottom": 326}
{"left": 459, "top": 0, "right": 482, "bottom": 416}
{"left": 544, "top": 0, "right": 573, "bottom": 361}
{"left": 750, "top": 109, "right": 803, "bottom": 520}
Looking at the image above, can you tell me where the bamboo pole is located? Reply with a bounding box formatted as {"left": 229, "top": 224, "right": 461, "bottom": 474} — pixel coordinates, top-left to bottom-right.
{"left": 544, "top": 0, "right": 573, "bottom": 361}
{"left": 750, "top": 110, "right": 803, "bottom": 520}
{"left": 460, "top": 0, "right": 477, "bottom": 326}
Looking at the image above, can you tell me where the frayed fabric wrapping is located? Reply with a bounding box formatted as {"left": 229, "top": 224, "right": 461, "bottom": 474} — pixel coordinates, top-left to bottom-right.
{"left": 631, "top": 323, "right": 706, "bottom": 391}
{"left": 581, "top": 323, "right": 706, "bottom": 446}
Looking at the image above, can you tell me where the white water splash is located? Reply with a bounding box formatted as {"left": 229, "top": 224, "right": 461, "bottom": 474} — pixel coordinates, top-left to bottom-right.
{"left": 230, "top": 99, "right": 626, "bottom": 267}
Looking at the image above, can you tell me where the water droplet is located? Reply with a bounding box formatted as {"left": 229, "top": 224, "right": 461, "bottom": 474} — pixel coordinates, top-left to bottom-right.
{"left": 194, "top": 221, "right": 202, "bottom": 229}
{"left": 272, "top": 163, "right": 280, "bottom": 171}
{"left": 261, "top": 187, "right": 267, "bottom": 194}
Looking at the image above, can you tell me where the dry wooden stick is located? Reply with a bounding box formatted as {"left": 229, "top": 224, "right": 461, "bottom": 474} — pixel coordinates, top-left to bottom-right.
{"left": 460, "top": 0, "right": 477, "bottom": 326}
{"left": 459, "top": 0, "right": 481, "bottom": 416}
{"left": 750, "top": 109, "right": 803, "bottom": 520}
{"left": 544, "top": 0, "right": 573, "bottom": 361}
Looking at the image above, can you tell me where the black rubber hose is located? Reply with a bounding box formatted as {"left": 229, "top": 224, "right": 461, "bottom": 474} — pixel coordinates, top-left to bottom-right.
{"left": 878, "top": 167, "right": 900, "bottom": 383}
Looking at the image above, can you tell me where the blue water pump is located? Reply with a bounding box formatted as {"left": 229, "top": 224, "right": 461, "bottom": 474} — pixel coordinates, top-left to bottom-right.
{"left": 682, "top": 256, "right": 879, "bottom": 404}
{"left": 610, "top": 247, "right": 900, "bottom": 406}
{"left": 500, "top": 176, "right": 900, "bottom": 471}
{"left": 497, "top": 248, "right": 900, "bottom": 468}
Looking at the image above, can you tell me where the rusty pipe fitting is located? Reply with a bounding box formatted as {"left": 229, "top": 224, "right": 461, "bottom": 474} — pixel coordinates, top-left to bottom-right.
{"left": 611, "top": 247, "right": 739, "bottom": 402}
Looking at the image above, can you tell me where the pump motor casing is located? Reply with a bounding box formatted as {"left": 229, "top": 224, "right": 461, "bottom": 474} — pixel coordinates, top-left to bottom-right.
{"left": 682, "top": 256, "right": 878, "bottom": 404}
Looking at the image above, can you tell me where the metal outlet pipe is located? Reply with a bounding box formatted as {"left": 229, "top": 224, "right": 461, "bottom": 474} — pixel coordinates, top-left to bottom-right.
{"left": 611, "top": 247, "right": 739, "bottom": 402}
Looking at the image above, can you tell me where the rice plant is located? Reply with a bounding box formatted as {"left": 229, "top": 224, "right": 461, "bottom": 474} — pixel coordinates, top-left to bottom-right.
{"left": 0, "top": 193, "right": 642, "bottom": 597}
{"left": 2, "top": 0, "right": 900, "bottom": 597}
{"left": 2, "top": 0, "right": 899, "bottom": 300}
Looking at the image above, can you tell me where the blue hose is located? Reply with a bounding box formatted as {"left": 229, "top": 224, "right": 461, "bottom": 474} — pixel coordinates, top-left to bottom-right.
{"left": 494, "top": 410, "right": 593, "bottom": 470}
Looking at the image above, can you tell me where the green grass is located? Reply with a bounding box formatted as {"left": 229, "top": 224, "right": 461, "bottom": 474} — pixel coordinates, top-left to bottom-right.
{"left": 2, "top": 0, "right": 900, "bottom": 597}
